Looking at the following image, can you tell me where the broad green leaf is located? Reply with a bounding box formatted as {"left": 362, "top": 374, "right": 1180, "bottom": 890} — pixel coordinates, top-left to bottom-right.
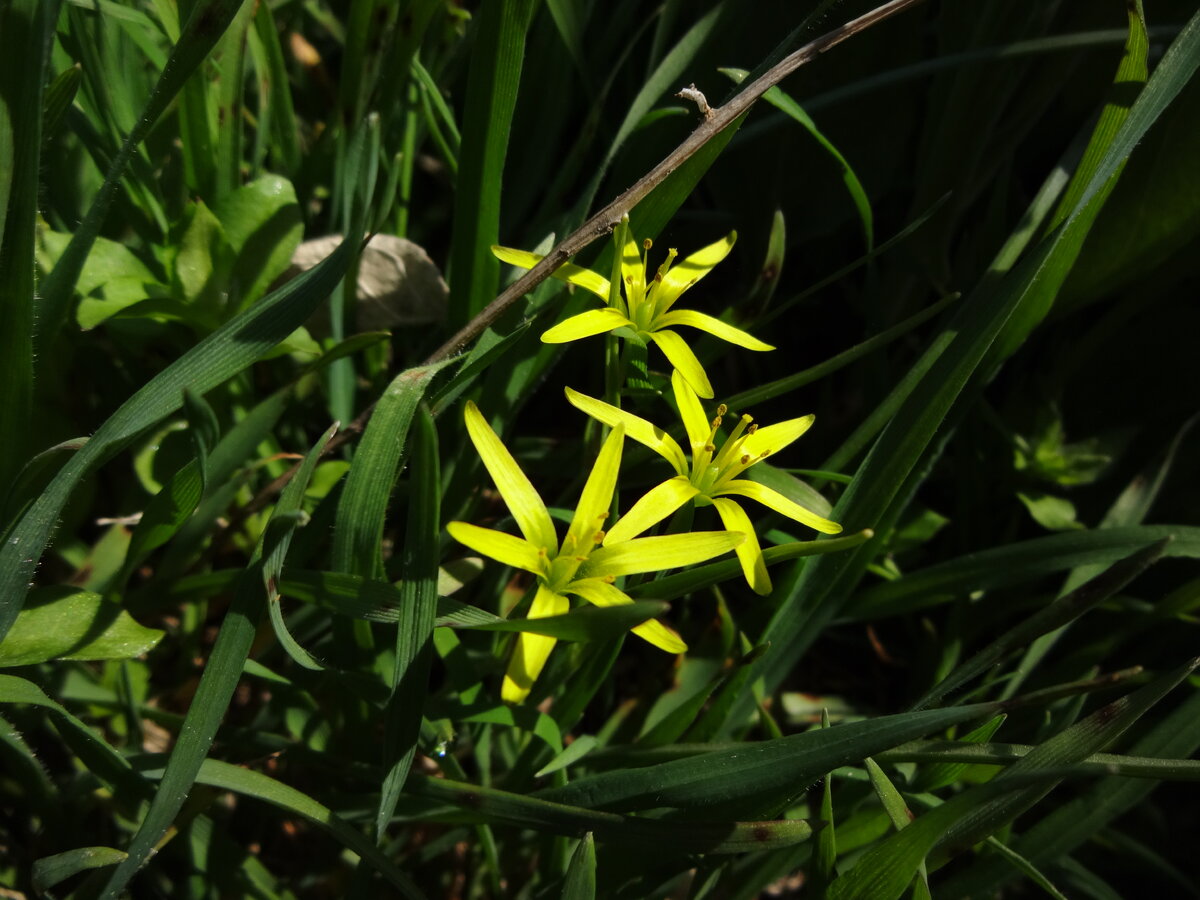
{"left": 32, "top": 847, "right": 127, "bottom": 894}
{"left": 0, "top": 587, "right": 162, "bottom": 666}
{"left": 1016, "top": 491, "right": 1084, "bottom": 531}
{"left": 170, "top": 198, "right": 232, "bottom": 316}
{"left": 0, "top": 235, "right": 354, "bottom": 640}
{"left": 215, "top": 174, "right": 303, "bottom": 309}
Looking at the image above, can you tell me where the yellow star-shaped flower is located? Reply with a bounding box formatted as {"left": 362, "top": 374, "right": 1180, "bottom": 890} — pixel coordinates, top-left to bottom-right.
{"left": 565, "top": 371, "right": 842, "bottom": 595}
{"left": 448, "top": 401, "right": 744, "bottom": 703}
{"left": 492, "top": 217, "right": 772, "bottom": 398}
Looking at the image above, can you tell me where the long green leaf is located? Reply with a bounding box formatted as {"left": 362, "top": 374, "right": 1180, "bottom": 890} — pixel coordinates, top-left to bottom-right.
{"left": 879, "top": 740, "right": 1200, "bottom": 781}
{"left": 332, "top": 358, "right": 456, "bottom": 579}
{"left": 909, "top": 539, "right": 1168, "bottom": 709}
{"left": 826, "top": 660, "right": 1195, "bottom": 900}
{"left": 847, "top": 526, "right": 1198, "bottom": 620}
{"left": 446, "top": 0, "right": 537, "bottom": 325}
{"left": 407, "top": 773, "right": 814, "bottom": 854}
{"left": 377, "top": 405, "right": 441, "bottom": 837}
{"left": 0, "top": 238, "right": 354, "bottom": 640}
{"left": 0, "top": 0, "right": 54, "bottom": 487}
{"left": 536, "top": 703, "right": 1002, "bottom": 814}
{"left": 939, "top": 684, "right": 1200, "bottom": 897}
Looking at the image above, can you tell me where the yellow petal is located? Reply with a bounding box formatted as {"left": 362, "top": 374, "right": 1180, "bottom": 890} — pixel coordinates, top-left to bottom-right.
{"left": 602, "top": 476, "right": 699, "bottom": 545}
{"left": 738, "top": 415, "right": 815, "bottom": 460}
{"left": 581, "top": 531, "right": 742, "bottom": 578}
{"left": 650, "top": 329, "right": 713, "bottom": 399}
{"left": 719, "top": 479, "right": 843, "bottom": 534}
{"left": 464, "top": 401, "right": 558, "bottom": 551}
{"left": 565, "top": 424, "right": 624, "bottom": 551}
{"left": 447, "top": 522, "right": 546, "bottom": 576}
{"left": 566, "top": 577, "right": 687, "bottom": 653}
{"left": 565, "top": 387, "right": 687, "bottom": 475}
{"left": 621, "top": 222, "right": 647, "bottom": 311}
{"left": 655, "top": 309, "right": 774, "bottom": 351}
{"left": 541, "top": 308, "right": 633, "bottom": 343}
{"left": 670, "top": 368, "right": 712, "bottom": 449}
{"left": 492, "top": 245, "right": 611, "bottom": 300}
{"left": 652, "top": 231, "right": 736, "bottom": 315}
{"left": 502, "top": 585, "right": 569, "bottom": 703}
{"left": 711, "top": 497, "right": 771, "bottom": 595}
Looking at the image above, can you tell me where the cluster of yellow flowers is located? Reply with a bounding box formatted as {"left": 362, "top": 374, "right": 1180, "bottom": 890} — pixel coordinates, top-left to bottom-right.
{"left": 450, "top": 217, "right": 841, "bottom": 702}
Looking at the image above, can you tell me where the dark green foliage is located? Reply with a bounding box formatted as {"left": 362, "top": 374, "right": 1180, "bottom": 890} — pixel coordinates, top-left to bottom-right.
{"left": 1, "top": 2, "right": 1198, "bottom": 897}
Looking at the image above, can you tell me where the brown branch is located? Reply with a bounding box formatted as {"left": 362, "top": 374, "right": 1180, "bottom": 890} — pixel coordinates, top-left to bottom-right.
{"left": 422, "top": 0, "right": 928, "bottom": 365}
{"left": 239, "top": 0, "right": 926, "bottom": 513}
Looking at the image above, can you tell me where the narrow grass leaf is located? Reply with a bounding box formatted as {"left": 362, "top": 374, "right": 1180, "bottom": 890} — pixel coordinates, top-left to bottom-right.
{"left": 721, "top": 67, "right": 872, "bottom": 249}
{"left": 910, "top": 540, "right": 1168, "bottom": 709}
{"left": 848, "top": 527, "right": 1197, "bottom": 620}
{"left": 332, "top": 359, "right": 457, "bottom": 579}
{"left": 935, "top": 657, "right": 1198, "bottom": 855}
{"left": 879, "top": 740, "right": 1200, "bottom": 782}
{"left": 536, "top": 703, "right": 1001, "bottom": 814}
{"left": 0, "top": 0, "right": 53, "bottom": 486}
{"left": 377, "top": 406, "right": 441, "bottom": 838}
{"left": 865, "top": 758, "right": 930, "bottom": 898}
{"left": 446, "top": 0, "right": 537, "bottom": 324}
{"left": 407, "top": 774, "right": 814, "bottom": 854}
{"left": 0, "top": 237, "right": 354, "bottom": 640}
{"left": 908, "top": 714, "right": 1006, "bottom": 792}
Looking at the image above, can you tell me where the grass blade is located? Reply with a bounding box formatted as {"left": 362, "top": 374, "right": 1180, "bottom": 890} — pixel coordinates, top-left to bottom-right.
{"left": 407, "top": 773, "right": 814, "bottom": 854}
{"left": 0, "top": 0, "right": 54, "bottom": 486}
{"left": 446, "top": 0, "right": 538, "bottom": 325}
{"left": 909, "top": 539, "right": 1169, "bottom": 709}
{"left": 332, "top": 359, "right": 456, "bottom": 579}
{"left": 376, "top": 405, "right": 441, "bottom": 837}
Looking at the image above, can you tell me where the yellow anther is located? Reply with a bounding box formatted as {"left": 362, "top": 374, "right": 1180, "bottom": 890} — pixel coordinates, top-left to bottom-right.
{"left": 747, "top": 423, "right": 759, "bottom": 434}
{"left": 643, "top": 238, "right": 653, "bottom": 250}
{"left": 597, "top": 510, "right": 609, "bottom": 521}
{"left": 705, "top": 443, "right": 716, "bottom": 453}
{"left": 593, "top": 530, "right": 606, "bottom": 544}
{"left": 711, "top": 416, "right": 723, "bottom": 429}
{"left": 717, "top": 404, "right": 728, "bottom": 416}
{"left": 741, "top": 454, "right": 750, "bottom": 465}
{"left": 604, "top": 574, "right": 616, "bottom": 584}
